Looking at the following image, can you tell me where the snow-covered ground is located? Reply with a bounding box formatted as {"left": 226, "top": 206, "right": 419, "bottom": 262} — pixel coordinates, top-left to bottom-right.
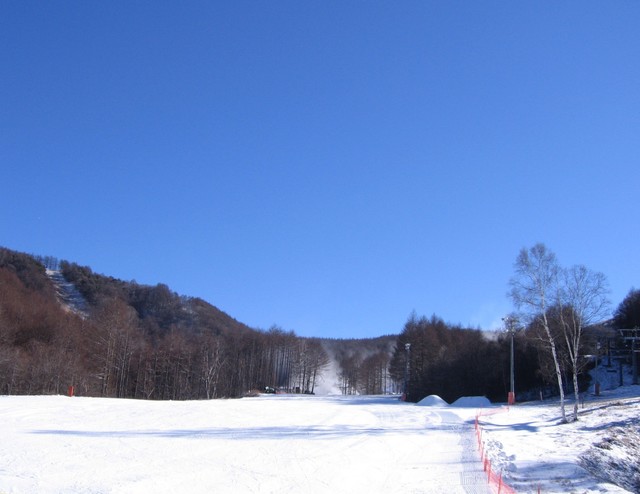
{"left": 1, "top": 379, "right": 638, "bottom": 493}
{"left": 480, "top": 387, "right": 639, "bottom": 493}
{"left": 0, "top": 394, "right": 492, "bottom": 494}
{"left": 479, "top": 376, "right": 640, "bottom": 494}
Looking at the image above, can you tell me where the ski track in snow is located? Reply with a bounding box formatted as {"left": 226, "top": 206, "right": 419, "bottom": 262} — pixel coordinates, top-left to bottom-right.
{"left": 0, "top": 395, "right": 492, "bottom": 494}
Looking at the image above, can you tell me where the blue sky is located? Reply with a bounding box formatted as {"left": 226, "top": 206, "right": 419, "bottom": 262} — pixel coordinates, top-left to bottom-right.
{"left": 1, "top": 2, "right": 638, "bottom": 338}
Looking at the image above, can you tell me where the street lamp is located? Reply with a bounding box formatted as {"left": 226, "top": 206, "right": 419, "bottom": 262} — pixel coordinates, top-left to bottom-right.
{"left": 402, "top": 343, "right": 411, "bottom": 401}
{"left": 502, "top": 316, "right": 519, "bottom": 405}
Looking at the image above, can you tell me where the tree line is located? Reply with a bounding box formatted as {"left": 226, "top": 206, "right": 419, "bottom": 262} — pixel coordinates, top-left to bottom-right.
{"left": 321, "top": 337, "right": 398, "bottom": 395}
{"left": 1, "top": 246, "right": 637, "bottom": 404}
{"left": 391, "top": 243, "right": 638, "bottom": 414}
{"left": 388, "top": 313, "right": 546, "bottom": 403}
{"left": 0, "top": 248, "right": 331, "bottom": 398}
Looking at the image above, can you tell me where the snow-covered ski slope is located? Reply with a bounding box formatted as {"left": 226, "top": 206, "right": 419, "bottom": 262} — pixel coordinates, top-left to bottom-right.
{"left": 0, "top": 395, "right": 491, "bottom": 494}
{"left": 1, "top": 389, "right": 638, "bottom": 493}
{"left": 45, "top": 269, "right": 89, "bottom": 318}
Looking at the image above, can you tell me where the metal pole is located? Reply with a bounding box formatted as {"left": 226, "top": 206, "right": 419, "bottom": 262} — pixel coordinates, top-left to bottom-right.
{"left": 633, "top": 336, "right": 638, "bottom": 385}
{"left": 503, "top": 316, "right": 517, "bottom": 405}
{"left": 595, "top": 341, "right": 600, "bottom": 396}
{"left": 619, "top": 358, "right": 623, "bottom": 387}
{"left": 403, "top": 343, "right": 411, "bottom": 401}
{"left": 510, "top": 331, "right": 515, "bottom": 398}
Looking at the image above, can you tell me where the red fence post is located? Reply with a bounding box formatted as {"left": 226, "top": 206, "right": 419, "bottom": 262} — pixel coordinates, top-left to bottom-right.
{"left": 68, "top": 385, "right": 75, "bottom": 397}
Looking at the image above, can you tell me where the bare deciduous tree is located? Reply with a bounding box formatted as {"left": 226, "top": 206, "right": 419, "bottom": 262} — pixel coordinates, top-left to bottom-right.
{"left": 558, "top": 265, "right": 609, "bottom": 421}
{"left": 201, "top": 333, "right": 226, "bottom": 399}
{"left": 510, "top": 245, "right": 611, "bottom": 423}
{"left": 509, "top": 243, "right": 567, "bottom": 422}
{"left": 93, "top": 300, "right": 139, "bottom": 397}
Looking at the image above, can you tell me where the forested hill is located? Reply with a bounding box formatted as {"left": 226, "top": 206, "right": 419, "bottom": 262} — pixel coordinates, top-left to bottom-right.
{"left": 60, "top": 258, "right": 255, "bottom": 337}
{"left": 0, "top": 246, "right": 399, "bottom": 399}
{"left": 7, "top": 246, "right": 592, "bottom": 404}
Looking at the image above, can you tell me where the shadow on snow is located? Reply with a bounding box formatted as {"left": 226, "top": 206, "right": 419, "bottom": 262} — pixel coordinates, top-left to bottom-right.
{"left": 30, "top": 424, "right": 433, "bottom": 440}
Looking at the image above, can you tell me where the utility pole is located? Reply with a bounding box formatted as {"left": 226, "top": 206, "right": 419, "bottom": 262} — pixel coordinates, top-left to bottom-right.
{"left": 503, "top": 316, "right": 519, "bottom": 405}
{"left": 402, "top": 343, "right": 411, "bottom": 401}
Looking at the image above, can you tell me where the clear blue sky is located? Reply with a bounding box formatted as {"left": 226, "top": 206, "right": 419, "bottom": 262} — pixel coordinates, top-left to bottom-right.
{"left": 2, "top": 2, "right": 638, "bottom": 338}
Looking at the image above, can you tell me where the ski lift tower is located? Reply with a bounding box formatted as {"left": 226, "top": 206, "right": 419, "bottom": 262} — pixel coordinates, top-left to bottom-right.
{"left": 620, "top": 327, "right": 639, "bottom": 385}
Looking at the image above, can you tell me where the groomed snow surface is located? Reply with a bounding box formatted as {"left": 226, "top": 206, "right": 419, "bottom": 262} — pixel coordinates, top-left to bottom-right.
{"left": 1, "top": 385, "right": 638, "bottom": 493}
{"left": 1, "top": 394, "right": 492, "bottom": 494}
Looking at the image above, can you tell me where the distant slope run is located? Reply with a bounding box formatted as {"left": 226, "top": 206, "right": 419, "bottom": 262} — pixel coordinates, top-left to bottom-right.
{"left": 46, "top": 269, "right": 89, "bottom": 318}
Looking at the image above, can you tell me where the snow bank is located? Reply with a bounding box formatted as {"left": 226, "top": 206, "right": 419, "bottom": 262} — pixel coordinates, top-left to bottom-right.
{"left": 416, "top": 394, "right": 449, "bottom": 407}
{"left": 451, "top": 396, "right": 491, "bottom": 408}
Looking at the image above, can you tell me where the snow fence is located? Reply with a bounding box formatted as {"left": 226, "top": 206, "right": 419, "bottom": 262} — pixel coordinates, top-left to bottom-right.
{"left": 475, "top": 407, "right": 517, "bottom": 494}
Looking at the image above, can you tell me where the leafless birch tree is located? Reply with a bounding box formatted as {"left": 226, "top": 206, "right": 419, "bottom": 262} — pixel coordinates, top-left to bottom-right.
{"left": 558, "top": 265, "right": 609, "bottom": 421}
{"left": 509, "top": 243, "right": 567, "bottom": 422}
